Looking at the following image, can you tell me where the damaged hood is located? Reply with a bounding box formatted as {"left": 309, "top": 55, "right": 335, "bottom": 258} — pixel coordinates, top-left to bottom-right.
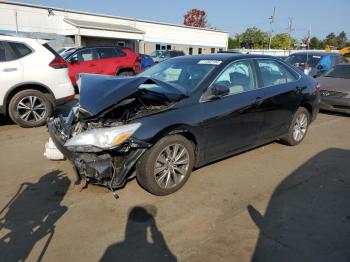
{"left": 78, "top": 74, "right": 184, "bottom": 116}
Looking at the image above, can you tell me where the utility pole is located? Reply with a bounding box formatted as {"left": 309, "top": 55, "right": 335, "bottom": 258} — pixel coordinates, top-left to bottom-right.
{"left": 287, "top": 17, "right": 294, "bottom": 55}
{"left": 268, "top": 7, "right": 276, "bottom": 50}
{"left": 15, "top": 10, "right": 18, "bottom": 35}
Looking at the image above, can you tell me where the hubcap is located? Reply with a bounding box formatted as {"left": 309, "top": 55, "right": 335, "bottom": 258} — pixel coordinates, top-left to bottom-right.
{"left": 154, "top": 143, "right": 190, "bottom": 189}
{"left": 293, "top": 112, "right": 308, "bottom": 142}
{"left": 17, "top": 96, "right": 46, "bottom": 123}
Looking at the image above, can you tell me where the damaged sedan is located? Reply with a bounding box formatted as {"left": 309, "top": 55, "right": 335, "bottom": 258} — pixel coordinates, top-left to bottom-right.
{"left": 47, "top": 54, "right": 320, "bottom": 196}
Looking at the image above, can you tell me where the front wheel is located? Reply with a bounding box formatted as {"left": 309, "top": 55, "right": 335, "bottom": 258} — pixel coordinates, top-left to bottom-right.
{"left": 136, "top": 135, "right": 195, "bottom": 196}
{"left": 281, "top": 107, "right": 310, "bottom": 146}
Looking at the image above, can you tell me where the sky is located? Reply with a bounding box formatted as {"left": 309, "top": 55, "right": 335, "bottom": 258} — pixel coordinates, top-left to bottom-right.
{"left": 9, "top": 0, "right": 350, "bottom": 40}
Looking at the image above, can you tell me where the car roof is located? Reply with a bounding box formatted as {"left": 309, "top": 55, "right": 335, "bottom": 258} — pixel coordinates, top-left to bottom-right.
{"left": 171, "top": 53, "right": 275, "bottom": 62}
{"left": 290, "top": 51, "right": 339, "bottom": 57}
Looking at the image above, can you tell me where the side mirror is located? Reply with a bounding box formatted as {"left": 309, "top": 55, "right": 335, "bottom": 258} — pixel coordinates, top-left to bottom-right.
{"left": 212, "top": 84, "right": 229, "bottom": 97}
{"left": 317, "top": 64, "right": 323, "bottom": 70}
{"left": 69, "top": 57, "right": 79, "bottom": 64}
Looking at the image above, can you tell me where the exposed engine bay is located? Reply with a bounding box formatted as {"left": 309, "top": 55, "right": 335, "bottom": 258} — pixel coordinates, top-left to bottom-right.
{"left": 47, "top": 74, "right": 184, "bottom": 191}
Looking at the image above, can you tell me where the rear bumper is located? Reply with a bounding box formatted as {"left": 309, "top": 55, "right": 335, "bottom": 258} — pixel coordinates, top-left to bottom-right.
{"left": 47, "top": 118, "right": 149, "bottom": 188}
{"left": 320, "top": 97, "right": 350, "bottom": 114}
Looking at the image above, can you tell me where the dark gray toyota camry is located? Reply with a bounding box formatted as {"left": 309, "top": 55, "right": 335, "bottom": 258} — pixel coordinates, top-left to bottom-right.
{"left": 48, "top": 54, "right": 320, "bottom": 196}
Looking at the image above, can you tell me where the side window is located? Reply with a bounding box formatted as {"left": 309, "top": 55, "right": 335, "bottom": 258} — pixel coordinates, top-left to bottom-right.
{"left": 97, "top": 47, "right": 117, "bottom": 59}
{"left": 72, "top": 49, "right": 94, "bottom": 62}
{"left": 114, "top": 48, "right": 126, "bottom": 57}
{"left": 214, "top": 60, "right": 256, "bottom": 95}
{"left": 257, "top": 59, "right": 297, "bottom": 87}
{"left": 8, "top": 42, "right": 32, "bottom": 58}
{"left": 0, "top": 42, "right": 5, "bottom": 62}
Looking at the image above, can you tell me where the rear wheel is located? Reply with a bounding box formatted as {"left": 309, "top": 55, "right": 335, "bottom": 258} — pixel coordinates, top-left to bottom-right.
{"left": 8, "top": 89, "right": 52, "bottom": 128}
{"left": 136, "top": 135, "right": 195, "bottom": 196}
{"left": 281, "top": 107, "right": 310, "bottom": 146}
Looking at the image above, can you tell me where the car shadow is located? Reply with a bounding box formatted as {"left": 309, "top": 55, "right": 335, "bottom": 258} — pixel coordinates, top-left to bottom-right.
{"left": 100, "top": 205, "right": 177, "bottom": 262}
{"left": 248, "top": 148, "right": 350, "bottom": 262}
{"left": 0, "top": 170, "right": 70, "bottom": 262}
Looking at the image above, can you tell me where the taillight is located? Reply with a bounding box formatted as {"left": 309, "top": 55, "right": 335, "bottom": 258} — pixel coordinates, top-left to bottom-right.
{"left": 316, "top": 83, "right": 321, "bottom": 93}
{"left": 49, "top": 57, "right": 67, "bottom": 69}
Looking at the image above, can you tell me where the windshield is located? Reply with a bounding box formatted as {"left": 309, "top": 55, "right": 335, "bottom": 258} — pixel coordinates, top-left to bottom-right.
{"left": 62, "top": 49, "right": 77, "bottom": 59}
{"left": 150, "top": 50, "right": 163, "bottom": 58}
{"left": 325, "top": 65, "right": 350, "bottom": 79}
{"left": 285, "top": 54, "right": 321, "bottom": 68}
{"left": 137, "top": 59, "right": 217, "bottom": 93}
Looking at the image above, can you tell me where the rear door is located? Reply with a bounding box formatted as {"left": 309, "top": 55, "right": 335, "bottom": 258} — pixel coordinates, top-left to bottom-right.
{"left": 254, "top": 58, "right": 302, "bottom": 141}
{"left": 96, "top": 47, "right": 125, "bottom": 75}
{"left": 0, "top": 41, "right": 25, "bottom": 105}
{"left": 68, "top": 48, "right": 100, "bottom": 84}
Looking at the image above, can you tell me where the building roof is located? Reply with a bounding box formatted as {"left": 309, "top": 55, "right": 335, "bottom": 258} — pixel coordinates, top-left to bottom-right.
{"left": 0, "top": 1, "right": 228, "bottom": 34}
{"left": 64, "top": 18, "right": 145, "bottom": 34}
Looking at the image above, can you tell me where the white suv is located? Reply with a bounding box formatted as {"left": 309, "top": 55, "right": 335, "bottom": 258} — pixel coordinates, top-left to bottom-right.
{"left": 0, "top": 35, "right": 75, "bottom": 127}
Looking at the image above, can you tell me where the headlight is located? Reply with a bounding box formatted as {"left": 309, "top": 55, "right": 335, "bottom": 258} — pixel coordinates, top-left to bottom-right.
{"left": 64, "top": 123, "right": 141, "bottom": 152}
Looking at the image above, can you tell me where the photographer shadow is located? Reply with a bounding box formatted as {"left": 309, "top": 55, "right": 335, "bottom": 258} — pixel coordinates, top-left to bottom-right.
{"left": 0, "top": 170, "right": 70, "bottom": 262}
{"left": 100, "top": 206, "right": 177, "bottom": 262}
{"left": 248, "top": 148, "right": 350, "bottom": 262}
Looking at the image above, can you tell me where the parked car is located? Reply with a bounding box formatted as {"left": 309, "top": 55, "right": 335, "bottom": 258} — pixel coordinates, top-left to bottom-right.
{"left": 285, "top": 51, "right": 347, "bottom": 78}
{"left": 318, "top": 64, "right": 350, "bottom": 114}
{"left": 150, "top": 50, "right": 185, "bottom": 63}
{"left": 62, "top": 46, "right": 142, "bottom": 86}
{"left": 58, "top": 46, "right": 78, "bottom": 56}
{"left": 0, "top": 35, "right": 75, "bottom": 127}
{"left": 139, "top": 53, "right": 154, "bottom": 70}
{"left": 48, "top": 54, "right": 319, "bottom": 195}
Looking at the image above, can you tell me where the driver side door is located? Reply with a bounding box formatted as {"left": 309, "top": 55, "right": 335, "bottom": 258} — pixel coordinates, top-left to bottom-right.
{"left": 201, "top": 59, "right": 265, "bottom": 162}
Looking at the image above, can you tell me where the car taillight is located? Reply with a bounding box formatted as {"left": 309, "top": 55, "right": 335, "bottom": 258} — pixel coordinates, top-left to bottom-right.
{"left": 49, "top": 57, "right": 67, "bottom": 69}
{"left": 316, "top": 83, "right": 321, "bottom": 93}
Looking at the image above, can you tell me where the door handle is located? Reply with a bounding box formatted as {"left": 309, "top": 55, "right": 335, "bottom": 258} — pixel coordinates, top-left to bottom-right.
{"left": 3, "top": 68, "right": 17, "bottom": 72}
{"left": 296, "top": 86, "right": 306, "bottom": 92}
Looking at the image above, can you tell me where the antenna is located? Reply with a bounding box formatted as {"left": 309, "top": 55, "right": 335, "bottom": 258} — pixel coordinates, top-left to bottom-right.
{"left": 268, "top": 7, "right": 276, "bottom": 49}
{"left": 287, "top": 17, "right": 295, "bottom": 54}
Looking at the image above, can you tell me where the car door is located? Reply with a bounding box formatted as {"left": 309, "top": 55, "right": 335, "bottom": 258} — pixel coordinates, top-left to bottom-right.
{"left": 254, "top": 59, "right": 303, "bottom": 141}
{"left": 0, "top": 41, "right": 24, "bottom": 104}
{"left": 68, "top": 48, "right": 100, "bottom": 84}
{"left": 201, "top": 59, "right": 265, "bottom": 162}
{"left": 96, "top": 47, "right": 124, "bottom": 75}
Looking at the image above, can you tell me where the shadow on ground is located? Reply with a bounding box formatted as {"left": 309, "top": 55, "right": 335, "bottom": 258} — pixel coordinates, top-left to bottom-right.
{"left": 248, "top": 148, "right": 350, "bottom": 262}
{"left": 0, "top": 170, "right": 70, "bottom": 262}
{"left": 100, "top": 205, "right": 177, "bottom": 262}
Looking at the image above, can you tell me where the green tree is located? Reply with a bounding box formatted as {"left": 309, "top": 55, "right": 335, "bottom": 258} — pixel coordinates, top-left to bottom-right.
{"left": 336, "top": 31, "right": 348, "bottom": 48}
{"left": 324, "top": 32, "right": 337, "bottom": 47}
{"left": 309, "top": 36, "right": 323, "bottom": 49}
{"left": 270, "top": 33, "right": 298, "bottom": 49}
{"left": 238, "top": 27, "right": 269, "bottom": 49}
{"left": 228, "top": 36, "right": 240, "bottom": 49}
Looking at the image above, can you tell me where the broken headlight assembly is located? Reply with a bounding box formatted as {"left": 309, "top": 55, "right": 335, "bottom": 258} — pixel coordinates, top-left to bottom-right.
{"left": 64, "top": 123, "right": 141, "bottom": 152}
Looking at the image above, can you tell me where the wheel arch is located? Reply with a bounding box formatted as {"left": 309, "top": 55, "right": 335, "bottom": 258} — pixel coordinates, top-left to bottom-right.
{"left": 116, "top": 66, "right": 135, "bottom": 75}
{"left": 300, "top": 101, "right": 313, "bottom": 120}
{"left": 150, "top": 124, "right": 201, "bottom": 167}
{"left": 3, "top": 82, "right": 55, "bottom": 115}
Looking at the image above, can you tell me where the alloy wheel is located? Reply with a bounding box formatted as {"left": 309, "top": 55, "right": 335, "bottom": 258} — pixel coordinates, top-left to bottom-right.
{"left": 16, "top": 96, "right": 47, "bottom": 123}
{"left": 293, "top": 112, "right": 308, "bottom": 142}
{"left": 154, "top": 143, "right": 190, "bottom": 189}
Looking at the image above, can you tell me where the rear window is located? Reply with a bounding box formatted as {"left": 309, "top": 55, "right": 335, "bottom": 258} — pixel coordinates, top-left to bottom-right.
{"left": 0, "top": 42, "right": 5, "bottom": 62}
{"left": 97, "top": 47, "right": 117, "bottom": 59}
{"left": 285, "top": 54, "right": 321, "bottom": 68}
{"left": 8, "top": 42, "right": 32, "bottom": 58}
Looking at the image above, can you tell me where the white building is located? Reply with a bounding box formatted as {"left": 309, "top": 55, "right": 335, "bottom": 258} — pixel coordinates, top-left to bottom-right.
{"left": 0, "top": 1, "right": 228, "bottom": 54}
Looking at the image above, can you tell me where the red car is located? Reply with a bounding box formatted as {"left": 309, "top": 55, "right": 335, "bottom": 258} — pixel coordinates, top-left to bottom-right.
{"left": 62, "top": 46, "right": 141, "bottom": 85}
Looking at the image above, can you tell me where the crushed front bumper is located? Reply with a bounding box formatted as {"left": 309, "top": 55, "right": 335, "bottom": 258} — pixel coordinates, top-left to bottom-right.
{"left": 320, "top": 95, "right": 350, "bottom": 115}
{"left": 47, "top": 117, "right": 150, "bottom": 189}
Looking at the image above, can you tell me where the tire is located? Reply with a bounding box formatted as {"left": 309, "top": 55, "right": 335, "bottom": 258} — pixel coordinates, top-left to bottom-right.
{"left": 136, "top": 134, "right": 195, "bottom": 196}
{"left": 8, "top": 89, "right": 52, "bottom": 128}
{"left": 117, "top": 70, "right": 135, "bottom": 77}
{"left": 281, "top": 107, "right": 310, "bottom": 146}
